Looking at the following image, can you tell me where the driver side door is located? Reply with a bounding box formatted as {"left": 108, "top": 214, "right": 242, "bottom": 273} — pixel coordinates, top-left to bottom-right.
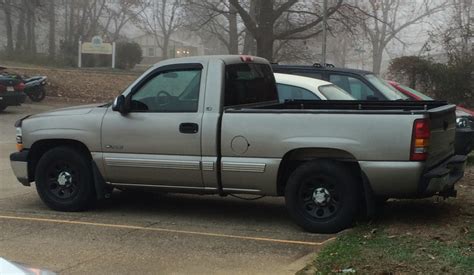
{"left": 101, "top": 64, "right": 204, "bottom": 188}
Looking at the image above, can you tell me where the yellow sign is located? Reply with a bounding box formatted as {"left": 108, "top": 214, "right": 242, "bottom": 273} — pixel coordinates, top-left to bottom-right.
{"left": 81, "top": 36, "right": 113, "bottom": 55}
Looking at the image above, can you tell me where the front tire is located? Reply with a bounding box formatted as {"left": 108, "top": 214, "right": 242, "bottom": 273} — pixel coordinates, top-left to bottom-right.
{"left": 35, "top": 147, "right": 96, "bottom": 211}
{"left": 285, "top": 160, "right": 359, "bottom": 233}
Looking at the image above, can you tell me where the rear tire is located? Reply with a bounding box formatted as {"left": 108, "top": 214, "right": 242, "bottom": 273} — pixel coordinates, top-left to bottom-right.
{"left": 28, "top": 87, "right": 46, "bottom": 102}
{"left": 35, "top": 146, "right": 96, "bottom": 211}
{"left": 0, "top": 103, "right": 7, "bottom": 112}
{"left": 285, "top": 160, "right": 359, "bottom": 233}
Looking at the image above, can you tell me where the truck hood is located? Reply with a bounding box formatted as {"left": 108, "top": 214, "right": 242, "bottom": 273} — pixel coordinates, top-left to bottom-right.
{"left": 30, "top": 103, "right": 109, "bottom": 118}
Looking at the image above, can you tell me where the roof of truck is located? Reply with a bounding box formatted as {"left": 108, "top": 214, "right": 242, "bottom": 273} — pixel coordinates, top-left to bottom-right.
{"left": 272, "top": 64, "right": 373, "bottom": 75}
{"left": 153, "top": 55, "right": 269, "bottom": 68}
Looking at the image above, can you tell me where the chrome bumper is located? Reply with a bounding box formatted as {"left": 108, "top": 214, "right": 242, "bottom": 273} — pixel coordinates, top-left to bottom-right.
{"left": 9, "top": 150, "right": 30, "bottom": 186}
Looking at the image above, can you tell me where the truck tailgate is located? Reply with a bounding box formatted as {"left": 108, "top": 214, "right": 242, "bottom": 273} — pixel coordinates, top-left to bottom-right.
{"left": 426, "top": 104, "right": 457, "bottom": 169}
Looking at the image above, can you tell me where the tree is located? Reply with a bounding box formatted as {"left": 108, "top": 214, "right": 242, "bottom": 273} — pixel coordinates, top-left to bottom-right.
{"left": 48, "top": 0, "right": 56, "bottom": 59}
{"left": 104, "top": 0, "right": 147, "bottom": 42}
{"left": 185, "top": 0, "right": 240, "bottom": 54}
{"left": 1, "top": 0, "right": 14, "bottom": 55}
{"left": 137, "top": 0, "right": 184, "bottom": 59}
{"left": 228, "top": 0, "right": 344, "bottom": 61}
{"left": 354, "top": 0, "right": 448, "bottom": 74}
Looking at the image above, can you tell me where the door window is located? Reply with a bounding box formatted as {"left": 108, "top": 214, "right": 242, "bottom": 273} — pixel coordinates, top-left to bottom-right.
{"left": 276, "top": 84, "right": 320, "bottom": 102}
{"left": 131, "top": 69, "right": 201, "bottom": 112}
{"left": 329, "top": 74, "right": 383, "bottom": 100}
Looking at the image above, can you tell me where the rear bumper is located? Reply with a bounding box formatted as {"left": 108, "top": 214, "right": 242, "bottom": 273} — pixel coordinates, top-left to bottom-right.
{"left": 9, "top": 150, "right": 30, "bottom": 186}
{"left": 454, "top": 127, "right": 474, "bottom": 155}
{"left": 420, "top": 155, "right": 466, "bottom": 197}
{"left": 0, "top": 91, "right": 27, "bottom": 106}
{"left": 360, "top": 155, "right": 466, "bottom": 198}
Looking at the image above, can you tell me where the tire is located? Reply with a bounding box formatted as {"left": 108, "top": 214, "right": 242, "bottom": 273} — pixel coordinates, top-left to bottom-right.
{"left": 285, "top": 160, "right": 359, "bottom": 233}
{"left": 28, "top": 87, "right": 46, "bottom": 102}
{"left": 35, "top": 146, "right": 96, "bottom": 211}
{"left": 0, "top": 104, "right": 7, "bottom": 112}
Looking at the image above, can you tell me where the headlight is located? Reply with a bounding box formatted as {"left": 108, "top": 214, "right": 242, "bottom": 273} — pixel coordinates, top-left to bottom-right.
{"left": 456, "top": 117, "right": 469, "bottom": 128}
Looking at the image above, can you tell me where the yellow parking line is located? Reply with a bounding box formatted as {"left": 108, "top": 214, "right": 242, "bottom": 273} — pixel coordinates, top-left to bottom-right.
{"left": 0, "top": 215, "right": 335, "bottom": 246}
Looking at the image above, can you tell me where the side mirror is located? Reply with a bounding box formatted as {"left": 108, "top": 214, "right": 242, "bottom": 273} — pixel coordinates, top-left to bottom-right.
{"left": 112, "top": 95, "right": 127, "bottom": 114}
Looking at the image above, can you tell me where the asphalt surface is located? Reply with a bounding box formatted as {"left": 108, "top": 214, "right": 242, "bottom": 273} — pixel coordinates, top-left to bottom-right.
{"left": 0, "top": 102, "right": 334, "bottom": 274}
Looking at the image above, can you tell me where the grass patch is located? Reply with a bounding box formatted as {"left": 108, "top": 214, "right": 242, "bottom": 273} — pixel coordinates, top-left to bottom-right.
{"left": 310, "top": 226, "right": 473, "bottom": 274}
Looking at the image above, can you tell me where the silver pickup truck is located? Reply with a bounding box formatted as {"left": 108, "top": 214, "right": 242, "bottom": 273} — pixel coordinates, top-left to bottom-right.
{"left": 10, "top": 55, "right": 466, "bottom": 233}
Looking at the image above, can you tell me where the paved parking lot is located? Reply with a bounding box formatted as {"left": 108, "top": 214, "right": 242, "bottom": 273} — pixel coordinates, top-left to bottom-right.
{"left": 0, "top": 102, "right": 334, "bottom": 274}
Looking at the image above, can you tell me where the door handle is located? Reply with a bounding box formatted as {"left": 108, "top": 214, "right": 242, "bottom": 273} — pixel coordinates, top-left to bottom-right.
{"left": 179, "top": 123, "right": 199, "bottom": 134}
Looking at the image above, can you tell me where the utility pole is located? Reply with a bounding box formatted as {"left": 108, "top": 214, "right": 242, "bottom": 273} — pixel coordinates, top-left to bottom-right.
{"left": 321, "top": 0, "right": 328, "bottom": 65}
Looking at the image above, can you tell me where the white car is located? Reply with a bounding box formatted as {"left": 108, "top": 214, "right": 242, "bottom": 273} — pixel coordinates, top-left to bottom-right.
{"left": 274, "top": 73, "right": 355, "bottom": 102}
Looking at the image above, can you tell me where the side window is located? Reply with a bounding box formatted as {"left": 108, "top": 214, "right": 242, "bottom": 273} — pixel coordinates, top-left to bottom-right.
{"left": 329, "top": 74, "right": 381, "bottom": 100}
{"left": 276, "top": 84, "right": 320, "bottom": 102}
{"left": 131, "top": 69, "right": 201, "bottom": 112}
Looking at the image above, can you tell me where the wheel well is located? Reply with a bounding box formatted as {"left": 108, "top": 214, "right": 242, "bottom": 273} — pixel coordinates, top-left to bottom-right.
{"left": 276, "top": 148, "right": 362, "bottom": 196}
{"left": 27, "top": 139, "right": 92, "bottom": 181}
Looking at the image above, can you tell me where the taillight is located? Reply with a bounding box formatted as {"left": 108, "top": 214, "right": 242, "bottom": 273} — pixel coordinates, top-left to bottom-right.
{"left": 15, "top": 82, "right": 25, "bottom": 91}
{"left": 410, "top": 118, "right": 430, "bottom": 161}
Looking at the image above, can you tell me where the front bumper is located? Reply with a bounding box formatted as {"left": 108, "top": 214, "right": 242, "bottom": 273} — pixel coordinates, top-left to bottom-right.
{"left": 9, "top": 150, "right": 30, "bottom": 186}
{"left": 454, "top": 127, "right": 474, "bottom": 155}
{"left": 0, "top": 91, "right": 27, "bottom": 106}
{"left": 420, "top": 155, "right": 466, "bottom": 197}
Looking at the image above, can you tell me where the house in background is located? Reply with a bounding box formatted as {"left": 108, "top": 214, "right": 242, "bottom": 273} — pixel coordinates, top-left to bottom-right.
{"left": 132, "top": 32, "right": 205, "bottom": 65}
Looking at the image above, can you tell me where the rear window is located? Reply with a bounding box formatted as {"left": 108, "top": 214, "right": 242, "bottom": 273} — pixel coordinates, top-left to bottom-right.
{"left": 224, "top": 63, "right": 278, "bottom": 106}
{"left": 318, "top": 85, "right": 355, "bottom": 100}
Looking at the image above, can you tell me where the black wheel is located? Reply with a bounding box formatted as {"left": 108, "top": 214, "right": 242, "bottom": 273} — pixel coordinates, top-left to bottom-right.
{"left": 28, "top": 87, "right": 46, "bottom": 102}
{"left": 0, "top": 103, "right": 7, "bottom": 112}
{"left": 35, "top": 147, "right": 96, "bottom": 211}
{"left": 285, "top": 160, "right": 359, "bottom": 233}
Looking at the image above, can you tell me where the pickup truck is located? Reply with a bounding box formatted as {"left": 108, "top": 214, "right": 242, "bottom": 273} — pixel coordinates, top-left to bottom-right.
{"left": 10, "top": 55, "right": 466, "bottom": 233}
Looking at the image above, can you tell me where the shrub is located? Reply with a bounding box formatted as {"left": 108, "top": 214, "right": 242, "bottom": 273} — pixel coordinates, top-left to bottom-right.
{"left": 116, "top": 42, "right": 142, "bottom": 70}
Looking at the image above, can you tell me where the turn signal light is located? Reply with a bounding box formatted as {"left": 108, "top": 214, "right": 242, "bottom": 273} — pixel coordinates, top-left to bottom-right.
{"left": 16, "top": 143, "right": 24, "bottom": 151}
{"left": 410, "top": 119, "right": 430, "bottom": 161}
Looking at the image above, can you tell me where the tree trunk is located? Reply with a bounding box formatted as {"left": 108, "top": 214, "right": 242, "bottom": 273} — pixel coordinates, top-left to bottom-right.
{"left": 48, "top": 0, "right": 56, "bottom": 59}
{"left": 162, "top": 35, "right": 169, "bottom": 59}
{"left": 16, "top": 5, "right": 26, "bottom": 52}
{"left": 25, "top": 0, "right": 36, "bottom": 55}
{"left": 3, "top": 0, "right": 14, "bottom": 55}
{"left": 228, "top": 4, "right": 239, "bottom": 54}
{"left": 242, "top": 0, "right": 257, "bottom": 55}
{"left": 372, "top": 46, "right": 383, "bottom": 75}
{"left": 256, "top": 35, "right": 274, "bottom": 61}
{"left": 255, "top": 0, "right": 275, "bottom": 61}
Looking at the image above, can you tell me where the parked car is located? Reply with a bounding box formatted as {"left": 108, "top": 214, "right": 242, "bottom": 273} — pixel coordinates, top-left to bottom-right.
{"left": 10, "top": 55, "right": 466, "bottom": 233}
{"left": 274, "top": 73, "right": 355, "bottom": 102}
{"left": 272, "top": 63, "right": 409, "bottom": 101}
{"left": 388, "top": 81, "right": 474, "bottom": 155}
{"left": 0, "top": 66, "right": 27, "bottom": 112}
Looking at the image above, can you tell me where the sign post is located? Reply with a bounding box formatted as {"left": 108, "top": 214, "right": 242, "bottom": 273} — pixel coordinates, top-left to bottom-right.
{"left": 78, "top": 36, "right": 115, "bottom": 68}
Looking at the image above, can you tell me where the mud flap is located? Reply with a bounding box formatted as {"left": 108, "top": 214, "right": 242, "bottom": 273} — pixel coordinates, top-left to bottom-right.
{"left": 91, "top": 161, "right": 112, "bottom": 200}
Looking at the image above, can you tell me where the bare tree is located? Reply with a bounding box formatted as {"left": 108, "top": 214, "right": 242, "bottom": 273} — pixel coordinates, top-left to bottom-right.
{"left": 0, "top": 0, "right": 14, "bottom": 55}
{"left": 104, "top": 0, "right": 146, "bottom": 41}
{"left": 228, "top": 0, "right": 344, "bottom": 61}
{"left": 137, "top": 0, "right": 184, "bottom": 59}
{"left": 48, "top": 0, "right": 56, "bottom": 59}
{"left": 185, "top": 0, "right": 241, "bottom": 54}
{"left": 355, "top": 0, "right": 448, "bottom": 74}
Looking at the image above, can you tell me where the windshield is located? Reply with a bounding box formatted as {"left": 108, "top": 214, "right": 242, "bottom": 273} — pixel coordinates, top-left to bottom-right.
{"left": 318, "top": 85, "right": 355, "bottom": 100}
{"left": 366, "top": 74, "right": 409, "bottom": 100}
{"left": 398, "top": 84, "right": 434, "bottom": 100}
